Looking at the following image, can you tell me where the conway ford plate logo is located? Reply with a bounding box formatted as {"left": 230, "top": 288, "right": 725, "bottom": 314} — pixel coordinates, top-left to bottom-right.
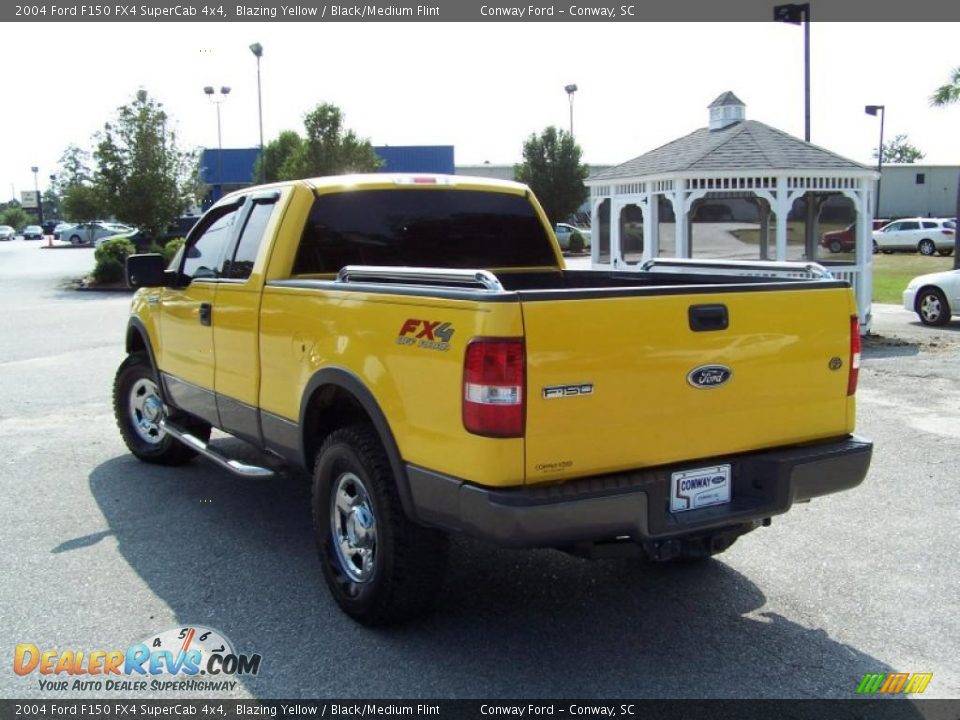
{"left": 687, "top": 365, "right": 732, "bottom": 389}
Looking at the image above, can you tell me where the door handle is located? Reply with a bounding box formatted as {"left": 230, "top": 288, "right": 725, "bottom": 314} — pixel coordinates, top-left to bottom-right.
{"left": 199, "top": 303, "right": 212, "bottom": 326}
{"left": 689, "top": 304, "right": 728, "bottom": 332}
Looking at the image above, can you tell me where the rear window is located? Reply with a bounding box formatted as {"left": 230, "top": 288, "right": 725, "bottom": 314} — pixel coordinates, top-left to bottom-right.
{"left": 293, "top": 189, "right": 556, "bottom": 275}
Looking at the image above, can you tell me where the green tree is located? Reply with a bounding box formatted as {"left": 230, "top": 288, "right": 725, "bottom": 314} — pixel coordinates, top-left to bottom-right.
{"left": 61, "top": 184, "right": 105, "bottom": 223}
{"left": 55, "top": 144, "right": 94, "bottom": 191}
{"left": 873, "top": 134, "right": 925, "bottom": 164}
{"left": 931, "top": 66, "right": 960, "bottom": 268}
{"left": 1, "top": 206, "right": 32, "bottom": 230}
{"left": 93, "top": 89, "right": 196, "bottom": 238}
{"left": 280, "top": 103, "right": 381, "bottom": 179}
{"left": 514, "top": 126, "right": 589, "bottom": 225}
{"left": 255, "top": 130, "right": 304, "bottom": 183}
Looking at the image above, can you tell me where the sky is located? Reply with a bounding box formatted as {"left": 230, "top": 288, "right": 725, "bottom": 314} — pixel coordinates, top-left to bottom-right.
{"left": 3, "top": 21, "right": 959, "bottom": 203}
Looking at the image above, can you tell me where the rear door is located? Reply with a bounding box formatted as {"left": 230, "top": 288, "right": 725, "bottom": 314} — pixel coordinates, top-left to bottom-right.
{"left": 520, "top": 286, "right": 856, "bottom": 483}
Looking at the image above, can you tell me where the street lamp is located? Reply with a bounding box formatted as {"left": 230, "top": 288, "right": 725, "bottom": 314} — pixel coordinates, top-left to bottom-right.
{"left": 773, "top": 3, "right": 811, "bottom": 141}
{"left": 564, "top": 83, "right": 578, "bottom": 137}
{"left": 250, "top": 43, "right": 265, "bottom": 184}
{"left": 30, "top": 166, "right": 43, "bottom": 227}
{"left": 203, "top": 85, "right": 231, "bottom": 200}
{"left": 865, "top": 105, "right": 885, "bottom": 216}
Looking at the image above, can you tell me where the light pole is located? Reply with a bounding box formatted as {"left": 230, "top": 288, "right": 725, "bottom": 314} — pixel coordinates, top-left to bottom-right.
{"left": 204, "top": 85, "right": 231, "bottom": 201}
{"left": 30, "top": 166, "right": 43, "bottom": 227}
{"left": 564, "top": 84, "right": 578, "bottom": 137}
{"left": 773, "top": 3, "right": 811, "bottom": 141}
{"left": 250, "top": 43, "right": 265, "bottom": 185}
{"left": 865, "top": 105, "right": 885, "bottom": 216}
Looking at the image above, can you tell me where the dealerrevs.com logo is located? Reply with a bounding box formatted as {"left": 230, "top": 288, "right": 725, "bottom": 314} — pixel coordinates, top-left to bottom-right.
{"left": 14, "top": 626, "right": 262, "bottom": 692}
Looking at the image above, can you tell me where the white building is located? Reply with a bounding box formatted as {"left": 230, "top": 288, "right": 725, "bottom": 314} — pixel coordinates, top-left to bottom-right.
{"left": 877, "top": 165, "right": 959, "bottom": 219}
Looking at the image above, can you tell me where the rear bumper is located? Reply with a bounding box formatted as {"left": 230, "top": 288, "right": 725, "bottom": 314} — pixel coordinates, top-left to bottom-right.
{"left": 406, "top": 435, "right": 872, "bottom": 548}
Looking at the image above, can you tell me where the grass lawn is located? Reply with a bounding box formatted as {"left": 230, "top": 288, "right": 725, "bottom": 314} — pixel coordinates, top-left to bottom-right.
{"left": 871, "top": 254, "right": 955, "bottom": 303}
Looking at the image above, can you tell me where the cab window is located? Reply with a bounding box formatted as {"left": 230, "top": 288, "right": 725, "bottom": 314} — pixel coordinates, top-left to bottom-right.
{"left": 182, "top": 206, "right": 241, "bottom": 282}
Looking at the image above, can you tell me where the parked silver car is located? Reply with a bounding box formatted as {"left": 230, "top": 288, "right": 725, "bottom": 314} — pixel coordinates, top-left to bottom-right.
{"left": 0, "top": 225, "right": 15, "bottom": 241}
{"left": 62, "top": 222, "right": 135, "bottom": 245}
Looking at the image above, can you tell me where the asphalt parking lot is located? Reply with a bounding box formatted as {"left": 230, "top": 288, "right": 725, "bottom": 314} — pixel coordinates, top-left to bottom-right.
{"left": 1, "top": 239, "right": 958, "bottom": 703}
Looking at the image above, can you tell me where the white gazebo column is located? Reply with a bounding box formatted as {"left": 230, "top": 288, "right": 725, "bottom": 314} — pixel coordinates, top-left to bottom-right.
{"left": 669, "top": 190, "right": 690, "bottom": 258}
{"left": 644, "top": 194, "right": 658, "bottom": 262}
{"left": 611, "top": 198, "right": 625, "bottom": 268}
{"left": 590, "top": 197, "right": 609, "bottom": 267}
{"left": 855, "top": 190, "right": 873, "bottom": 332}
{"left": 773, "top": 178, "right": 791, "bottom": 261}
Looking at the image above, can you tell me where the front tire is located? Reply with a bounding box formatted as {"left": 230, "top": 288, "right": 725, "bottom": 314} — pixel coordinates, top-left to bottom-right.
{"left": 113, "top": 353, "right": 210, "bottom": 464}
{"left": 916, "top": 288, "right": 951, "bottom": 326}
{"left": 313, "top": 425, "right": 448, "bottom": 625}
{"left": 828, "top": 239, "right": 842, "bottom": 253}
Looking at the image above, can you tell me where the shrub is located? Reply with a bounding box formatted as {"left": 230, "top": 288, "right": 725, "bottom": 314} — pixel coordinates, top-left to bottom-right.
{"left": 569, "top": 231, "right": 586, "bottom": 254}
{"left": 91, "top": 237, "right": 136, "bottom": 285}
{"left": 162, "top": 237, "right": 185, "bottom": 265}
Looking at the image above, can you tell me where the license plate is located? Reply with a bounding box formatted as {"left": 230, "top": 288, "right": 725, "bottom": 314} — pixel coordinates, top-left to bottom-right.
{"left": 670, "top": 464, "right": 731, "bottom": 513}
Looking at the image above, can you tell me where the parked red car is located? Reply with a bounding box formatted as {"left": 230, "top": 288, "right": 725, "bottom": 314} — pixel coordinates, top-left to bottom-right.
{"left": 820, "top": 220, "right": 889, "bottom": 253}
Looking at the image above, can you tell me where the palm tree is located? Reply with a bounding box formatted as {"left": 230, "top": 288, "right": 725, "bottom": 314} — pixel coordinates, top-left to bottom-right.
{"left": 931, "top": 67, "right": 960, "bottom": 269}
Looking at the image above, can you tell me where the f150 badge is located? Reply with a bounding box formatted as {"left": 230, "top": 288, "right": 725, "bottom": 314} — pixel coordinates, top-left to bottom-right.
{"left": 687, "top": 365, "right": 732, "bottom": 388}
{"left": 397, "top": 319, "right": 455, "bottom": 352}
{"left": 542, "top": 384, "right": 594, "bottom": 399}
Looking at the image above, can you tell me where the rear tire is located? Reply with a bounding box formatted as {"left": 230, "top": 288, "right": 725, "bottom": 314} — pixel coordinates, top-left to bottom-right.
{"left": 937, "top": 249, "right": 954, "bottom": 257}
{"left": 313, "top": 424, "right": 448, "bottom": 625}
{"left": 113, "top": 353, "right": 210, "bottom": 465}
{"left": 916, "top": 288, "right": 951, "bottom": 327}
{"left": 919, "top": 239, "right": 936, "bottom": 256}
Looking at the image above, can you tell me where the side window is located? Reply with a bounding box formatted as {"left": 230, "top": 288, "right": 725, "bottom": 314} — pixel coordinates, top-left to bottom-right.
{"left": 885, "top": 222, "right": 901, "bottom": 232}
{"left": 921, "top": 221, "right": 937, "bottom": 229}
{"left": 222, "top": 201, "right": 276, "bottom": 280}
{"left": 182, "top": 206, "right": 241, "bottom": 282}
{"left": 900, "top": 221, "right": 920, "bottom": 231}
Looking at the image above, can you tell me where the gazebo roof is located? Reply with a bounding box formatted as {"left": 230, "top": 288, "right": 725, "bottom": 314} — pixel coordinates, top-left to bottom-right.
{"left": 708, "top": 91, "right": 745, "bottom": 108}
{"left": 588, "top": 120, "right": 873, "bottom": 182}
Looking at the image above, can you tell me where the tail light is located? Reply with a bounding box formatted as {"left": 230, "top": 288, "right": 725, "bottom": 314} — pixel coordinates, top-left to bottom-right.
{"left": 941, "top": 229, "right": 954, "bottom": 236}
{"left": 847, "top": 316, "right": 861, "bottom": 396}
{"left": 463, "top": 339, "right": 525, "bottom": 437}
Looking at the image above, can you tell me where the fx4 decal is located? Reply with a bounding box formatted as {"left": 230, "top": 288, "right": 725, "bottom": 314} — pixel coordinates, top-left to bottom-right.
{"left": 397, "top": 319, "right": 455, "bottom": 352}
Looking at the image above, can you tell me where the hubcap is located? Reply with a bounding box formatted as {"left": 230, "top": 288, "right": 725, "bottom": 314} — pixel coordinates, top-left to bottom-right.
{"left": 920, "top": 294, "right": 942, "bottom": 322}
{"left": 331, "top": 472, "right": 377, "bottom": 583}
{"left": 129, "top": 378, "right": 166, "bottom": 445}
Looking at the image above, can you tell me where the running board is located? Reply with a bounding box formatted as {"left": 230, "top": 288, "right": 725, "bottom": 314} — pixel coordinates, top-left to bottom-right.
{"left": 159, "top": 419, "right": 275, "bottom": 478}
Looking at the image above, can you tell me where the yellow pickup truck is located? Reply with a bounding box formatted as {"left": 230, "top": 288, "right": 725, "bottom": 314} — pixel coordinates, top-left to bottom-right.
{"left": 115, "top": 174, "right": 872, "bottom": 625}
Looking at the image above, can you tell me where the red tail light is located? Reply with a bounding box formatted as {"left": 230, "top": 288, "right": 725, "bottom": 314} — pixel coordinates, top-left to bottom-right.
{"left": 848, "top": 316, "right": 861, "bottom": 396}
{"left": 463, "top": 339, "right": 525, "bottom": 437}
{"left": 941, "top": 229, "right": 954, "bottom": 236}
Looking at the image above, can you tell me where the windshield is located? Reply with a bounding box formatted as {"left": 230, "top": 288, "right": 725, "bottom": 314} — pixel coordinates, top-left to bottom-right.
{"left": 293, "top": 188, "right": 557, "bottom": 274}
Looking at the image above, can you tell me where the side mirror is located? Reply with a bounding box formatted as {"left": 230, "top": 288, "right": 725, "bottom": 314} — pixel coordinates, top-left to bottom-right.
{"left": 126, "top": 254, "right": 170, "bottom": 289}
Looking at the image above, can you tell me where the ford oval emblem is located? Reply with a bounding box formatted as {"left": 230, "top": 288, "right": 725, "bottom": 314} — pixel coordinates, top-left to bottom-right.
{"left": 687, "top": 365, "right": 733, "bottom": 389}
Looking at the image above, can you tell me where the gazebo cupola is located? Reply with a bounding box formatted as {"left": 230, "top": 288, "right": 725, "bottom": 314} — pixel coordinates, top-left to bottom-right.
{"left": 708, "top": 91, "right": 746, "bottom": 131}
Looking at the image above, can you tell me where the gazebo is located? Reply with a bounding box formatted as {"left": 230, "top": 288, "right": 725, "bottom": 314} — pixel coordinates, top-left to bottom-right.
{"left": 585, "top": 92, "right": 879, "bottom": 330}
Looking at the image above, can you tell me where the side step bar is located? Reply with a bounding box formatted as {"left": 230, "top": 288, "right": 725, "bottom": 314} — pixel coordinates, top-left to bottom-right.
{"left": 159, "top": 419, "right": 275, "bottom": 478}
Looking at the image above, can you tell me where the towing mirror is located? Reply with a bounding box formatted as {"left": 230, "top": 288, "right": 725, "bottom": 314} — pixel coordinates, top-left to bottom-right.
{"left": 126, "top": 253, "right": 169, "bottom": 289}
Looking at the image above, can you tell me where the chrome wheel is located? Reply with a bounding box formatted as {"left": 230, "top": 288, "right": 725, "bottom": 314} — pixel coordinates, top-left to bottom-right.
{"left": 128, "top": 378, "right": 165, "bottom": 445}
{"left": 918, "top": 290, "right": 947, "bottom": 325}
{"left": 331, "top": 472, "right": 378, "bottom": 583}
{"left": 919, "top": 239, "right": 936, "bottom": 256}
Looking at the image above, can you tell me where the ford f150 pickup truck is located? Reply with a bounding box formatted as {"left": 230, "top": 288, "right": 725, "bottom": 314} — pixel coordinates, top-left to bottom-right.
{"left": 115, "top": 174, "right": 872, "bottom": 625}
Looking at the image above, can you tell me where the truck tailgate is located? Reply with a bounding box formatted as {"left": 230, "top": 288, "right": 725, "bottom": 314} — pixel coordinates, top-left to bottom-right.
{"left": 521, "top": 286, "right": 856, "bottom": 484}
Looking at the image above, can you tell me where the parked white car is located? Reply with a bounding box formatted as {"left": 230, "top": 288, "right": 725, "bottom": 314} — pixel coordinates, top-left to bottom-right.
{"left": 554, "top": 223, "right": 592, "bottom": 251}
{"left": 0, "top": 225, "right": 15, "bottom": 241}
{"left": 873, "top": 218, "right": 956, "bottom": 256}
{"left": 903, "top": 269, "right": 960, "bottom": 326}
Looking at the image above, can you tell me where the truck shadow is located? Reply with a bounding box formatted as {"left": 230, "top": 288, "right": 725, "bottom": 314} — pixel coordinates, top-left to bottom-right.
{"left": 82, "top": 448, "right": 910, "bottom": 701}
